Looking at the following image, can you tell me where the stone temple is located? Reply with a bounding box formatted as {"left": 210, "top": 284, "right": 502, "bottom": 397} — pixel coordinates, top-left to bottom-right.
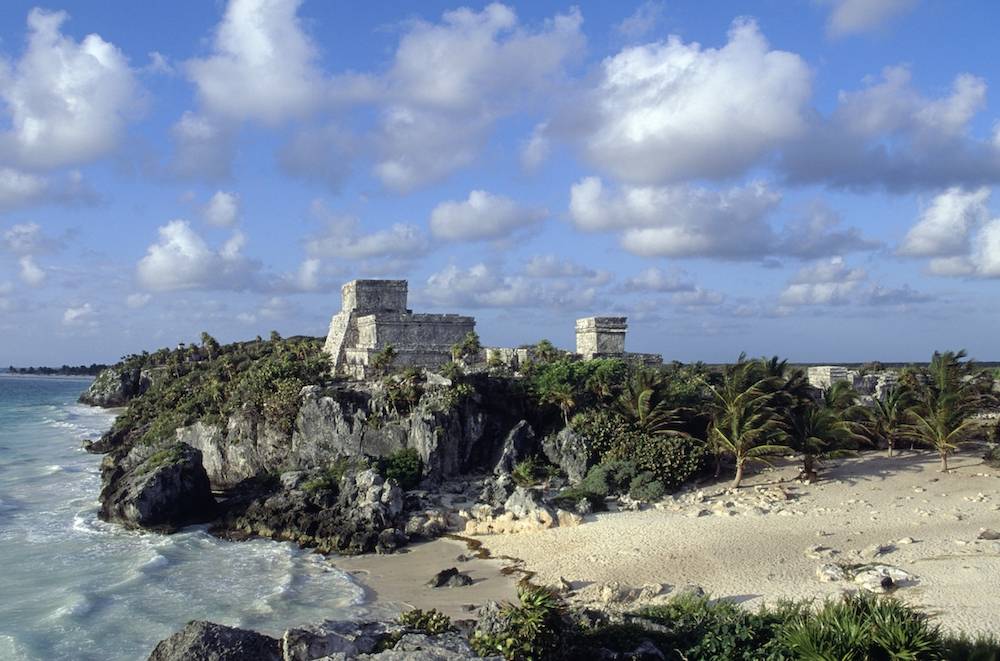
{"left": 324, "top": 279, "right": 475, "bottom": 379}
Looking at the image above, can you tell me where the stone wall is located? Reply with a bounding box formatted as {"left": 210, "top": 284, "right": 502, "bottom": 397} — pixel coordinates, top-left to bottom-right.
{"left": 342, "top": 279, "right": 408, "bottom": 313}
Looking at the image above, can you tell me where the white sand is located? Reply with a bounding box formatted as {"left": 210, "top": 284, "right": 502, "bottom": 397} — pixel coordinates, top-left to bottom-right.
{"left": 478, "top": 450, "right": 1000, "bottom": 635}
{"left": 336, "top": 537, "right": 519, "bottom": 620}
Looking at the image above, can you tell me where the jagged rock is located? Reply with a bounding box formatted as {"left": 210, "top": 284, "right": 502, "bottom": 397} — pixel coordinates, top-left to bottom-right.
{"left": 100, "top": 443, "right": 215, "bottom": 532}
{"left": 805, "top": 545, "right": 839, "bottom": 559}
{"left": 478, "top": 473, "right": 515, "bottom": 509}
{"left": 377, "top": 631, "right": 493, "bottom": 660}
{"left": 542, "top": 427, "right": 591, "bottom": 483}
{"left": 79, "top": 365, "right": 157, "bottom": 408}
{"left": 216, "top": 468, "right": 406, "bottom": 555}
{"left": 492, "top": 420, "right": 536, "bottom": 475}
{"left": 630, "top": 640, "right": 667, "bottom": 661}
{"left": 504, "top": 486, "right": 548, "bottom": 519}
{"left": 575, "top": 498, "right": 593, "bottom": 516}
{"left": 176, "top": 417, "right": 287, "bottom": 490}
{"left": 978, "top": 529, "right": 1000, "bottom": 540}
{"left": 426, "top": 567, "right": 474, "bottom": 588}
{"left": 147, "top": 620, "right": 280, "bottom": 661}
{"left": 282, "top": 621, "right": 384, "bottom": 660}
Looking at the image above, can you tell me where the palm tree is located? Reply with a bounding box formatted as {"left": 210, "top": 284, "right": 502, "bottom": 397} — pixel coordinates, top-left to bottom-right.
{"left": 617, "top": 369, "right": 689, "bottom": 437}
{"left": 704, "top": 362, "right": 790, "bottom": 488}
{"left": 540, "top": 382, "right": 576, "bottom": 426}
{"left": 902, "top": 350, "right": 987, "bottom": 472}
{"left": 787, "top": 401, "right": 863, "bottom": 482}
{"left": 861, "top": 387, "right": 913, "bottom": 457}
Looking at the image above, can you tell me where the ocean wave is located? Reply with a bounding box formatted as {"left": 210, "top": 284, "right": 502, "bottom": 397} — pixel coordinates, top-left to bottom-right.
{"left": 139, "top": 551, "right": 171, "bottom": 573}
{"left": 51, "top": 592, "right": 96, "bottom": 619}
{"left": 71, "top": 509, "right": 115, "bottom": 536}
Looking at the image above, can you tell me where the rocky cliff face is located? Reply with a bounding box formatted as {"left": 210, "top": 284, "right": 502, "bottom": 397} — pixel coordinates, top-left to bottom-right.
{"left": 99, "top": 442, "right": 216, "bottom": 532}
{"left": 78, "top": 365, "right": 159, "bottom": 408}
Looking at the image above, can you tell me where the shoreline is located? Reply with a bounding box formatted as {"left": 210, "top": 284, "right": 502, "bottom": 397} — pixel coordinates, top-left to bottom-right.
{"left": 474, "top": 449, "right": 1000, "bottom": 635}
{"left": 335, "top": 537, "right": 520, "bottom": 620}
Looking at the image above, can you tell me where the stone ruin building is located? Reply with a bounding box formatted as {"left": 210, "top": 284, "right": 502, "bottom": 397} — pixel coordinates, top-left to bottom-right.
{"left": 807, "top": 364, "right": 899, "bottom": 403}
{"left": 324, "top": 279, "right": 661, "bottom": 379}
{"left": 323, "top": 279, "right": 475, "bottom": 379}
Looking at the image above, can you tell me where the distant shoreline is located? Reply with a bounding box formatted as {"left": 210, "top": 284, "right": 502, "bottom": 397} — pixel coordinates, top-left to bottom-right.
{"left": 0, "top": 371, "right": 95, "bottom": 381}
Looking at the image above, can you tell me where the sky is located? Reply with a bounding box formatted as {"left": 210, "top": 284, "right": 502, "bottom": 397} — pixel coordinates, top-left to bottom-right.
{"left": 1, "top": 0, "right": 1000, "bottom": 366}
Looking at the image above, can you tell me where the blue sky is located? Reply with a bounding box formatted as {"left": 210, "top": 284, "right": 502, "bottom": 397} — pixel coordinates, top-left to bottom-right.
{"left": 1, "top": 0, "right": 999, "bottom": 365}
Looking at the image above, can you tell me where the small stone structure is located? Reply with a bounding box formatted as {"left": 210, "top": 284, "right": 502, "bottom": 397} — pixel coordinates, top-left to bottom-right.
{"left": 576, "top": 317, "right": 627, "bottom": 359}
{"left": 806, "top": 365, "right": 850, "bottom": 390}
{"left": 324, "top": 279, "right": 474, "bottom": 379}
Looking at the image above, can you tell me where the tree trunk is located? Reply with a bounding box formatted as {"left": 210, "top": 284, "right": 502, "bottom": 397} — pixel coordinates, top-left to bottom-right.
{"left": 941, "top": 451, "right": 949, "bottom": 473}
{"left": 733, "top": 461, "right": 744, "bottom": 489}
{"left": 714, "top": 453, "right": 722, "bottom": 478}
{"left": 887, "top": 441, "right": 893, "bottom": 458}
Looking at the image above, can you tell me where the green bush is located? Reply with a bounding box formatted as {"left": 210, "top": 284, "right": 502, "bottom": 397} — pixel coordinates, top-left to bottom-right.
{"left": 564, "top": 459, "right": 666, "bottom": 503}
{"left": 472, "top": 584, "right": 566, "bottom": 660}
{"left": 943, "top": 632, "right": 1000, "bottom": 660}
{"left": 780, "top": 592, "right": 945, "bottom": 660}
{"left": 511, "top": 457, "right": 559, "bottom": 487}
{"left": 398, "top": 608, "right": 453, "bottom": 634}
{"left": 378, "top": 448, "right": 422, "bottom": 490}
{"left": 570, "top": 409, "right": 632, "bottom": 462}
{"left": 605, "top": 432, "right": 708, "bottom": 491}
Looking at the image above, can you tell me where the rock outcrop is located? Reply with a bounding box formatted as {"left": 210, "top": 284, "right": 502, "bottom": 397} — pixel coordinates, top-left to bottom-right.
{"left": 147, "top": 620, "right": 281, "bottom": 661}
{"left": 79, "top": 365, "right": 161, "bottom": 408}
{"left": 542, "top": 427, "right": 591, "bottom": 483}
{"left": 99, "top": 442, "right": 216, "bottom": 532}
{"left": 216, "top": 468, "right": 406, "bottom": 554}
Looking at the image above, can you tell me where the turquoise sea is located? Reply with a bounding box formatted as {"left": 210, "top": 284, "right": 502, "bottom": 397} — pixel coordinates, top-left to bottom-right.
{"left": 0, "top": 373, "right": 364, "bottom": 660}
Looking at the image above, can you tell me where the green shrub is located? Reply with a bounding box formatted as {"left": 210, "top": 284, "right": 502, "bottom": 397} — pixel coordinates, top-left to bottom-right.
{"left": 605, "top": 432, "right": 708, "bottom": 491}
{"left": 472, "top": 584, "right": 565, "bottom": 661}
{"left": 398, "top": 608, "right": 453, "bottom": 635}
{"left": 377, "top": 448, "right": 423, "bottom": 490}
{"left": 301, "top": 457, "right": 364, "bottom": 494}
{"left": 566, "top": 459, "right": 666, "bottom": 503}
{"left": 780, "top": 592, "right": 945, "bottom": 660}
{"left": 511, "top": 457, "right": 559, "bottom": 487}
{"left": 570, "top": 409, "right": 632, "bottom": 462}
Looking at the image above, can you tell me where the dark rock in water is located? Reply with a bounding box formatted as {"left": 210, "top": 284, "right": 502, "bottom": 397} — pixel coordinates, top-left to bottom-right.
{"left": 493, "top": 420, "right": 536, "bottom": 475}
{"left": 79, "top": 365, "right": 158, "bottom": 408}
{"left": 427, "top": 567, "right": 474, "bottom": 588}
{"left": 100, "top": 443, "right": 215, "bottom": 533}
{"left": 215, "top": 468, "right": 407, "bottom": 555}
{"left": 543, "top": 427, "right": 592, "bottom": 484}
{"left": 147, "top": 620, "right": 280, "bottom": 661}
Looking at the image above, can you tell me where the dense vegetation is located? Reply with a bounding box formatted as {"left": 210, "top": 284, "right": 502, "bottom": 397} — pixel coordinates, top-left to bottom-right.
{"left": 106, "top": 332, "right": 330, "bottom": 447}
{"left": 457, "top": 585, "right": 1000, "bottom": 660}
{"left": 7, "top": 363, "right": 109, "bottom": 376}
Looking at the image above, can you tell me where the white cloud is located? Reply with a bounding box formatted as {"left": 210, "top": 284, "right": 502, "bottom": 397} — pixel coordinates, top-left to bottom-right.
{"left": 0, "top": 168, "right": 46, "bottom": 211}
{"left": 780, "top": 67, "right": 1000, "bottom": 191}
{"left": 615, "top": 1, "right": 664, "bottom": 41}
{"left": 3, "top": 223, "right": 48, "bottom": 255}
{"left": 126, "top": 293, "right": 151, "bottom": 309}
{"left": 136, "top": 220, "right": 260, "bottom": 291}
{"left": 185, "top": 0, "right": 328, "bottom": 124}
{"left": 0, "top": 9, "right": 139, "bottom": 169}
{"left": 780, "top": 256, "right": 929, "bottom": 306}
{"left": 430, "top": 190, "right": 546, "bottom": 241}
{"left": 577, "top": 19, "right": 811, "bottom": 184}
{"left": 170, "top": 112, "right": 235, "bottom": 180}
{"left": 780, "top": 257, "right": 868, "bottom": 306}
{"left": 825, "top": 0, "right": 917, "bottom": 38}
{"left": 424, "top": 262, "right": 598, "bottom": 310}
{"left": 18, "top": 255, "right": 45, "bottom": 287}
{"left": 622, "top": 267, "right": 695, "bottom": 293}
{"left": 899, "top": 187, "right": 990, "bottom": 257}
{"left": 569, "top": 177, "right": 781, "bottom": 259}
{"left": 520, "top": 122, "right": 551, "bottom": 172}
{"left": 779, "top": 200, "right": 881, "bottom": 258}
{"left": 374, "top": 4, "right": 584, "bottom": 191}
{"left": 671, "top": 287, "right": 725, "bottom": 306}
{"left": 202, "top": 191, "right": 241, "bottom": 227}
{"left": 305, "top": 205, "right": 429, "bottom": 262}
{"left": 523, "top": 255, "right": 599, "bottom": 280}
{"left": 63, "top": 302, "right": 96, "bottom": 327}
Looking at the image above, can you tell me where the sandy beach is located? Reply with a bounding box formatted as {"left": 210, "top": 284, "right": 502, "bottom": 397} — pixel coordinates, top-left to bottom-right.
{"left": 336, "top": 537, "right": 520, "bottom": 620}
{"left": 472, "top": 450, "right": 1000, "bottom": 635}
